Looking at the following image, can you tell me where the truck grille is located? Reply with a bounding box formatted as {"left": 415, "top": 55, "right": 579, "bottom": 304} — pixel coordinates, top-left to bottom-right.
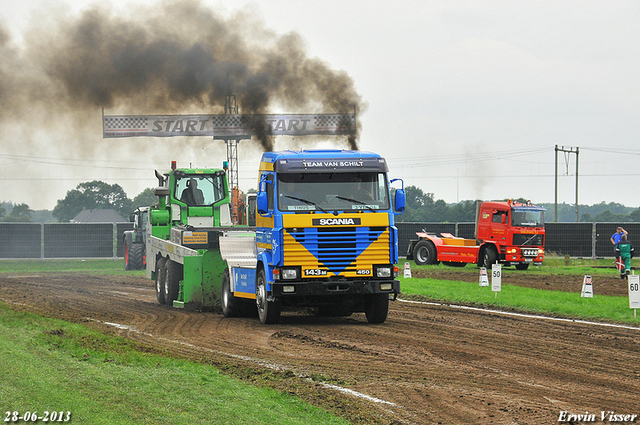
{"left": 285, "top": 226, "right": 390, "bottom": 274}
{"left": 512, "top": 233, "right": 544, "bottom": 246}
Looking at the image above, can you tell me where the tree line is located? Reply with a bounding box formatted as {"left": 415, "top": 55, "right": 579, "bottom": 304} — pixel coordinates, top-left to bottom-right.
{"left": 1, "top": 181, "right": 156, "bottom": 223}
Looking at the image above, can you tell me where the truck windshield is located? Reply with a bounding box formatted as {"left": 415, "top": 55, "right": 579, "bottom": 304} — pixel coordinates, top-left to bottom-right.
{"left": 511, "top": 208, "right": 545, "bottom": 227}
{"left": 277, "top": 172, "right": 390, "bottom": 212}
{"left": 175, "top": 174, "right": 226, "bottom": 206}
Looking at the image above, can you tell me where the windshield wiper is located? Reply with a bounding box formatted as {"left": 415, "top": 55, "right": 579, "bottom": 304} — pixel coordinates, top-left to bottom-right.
{"left": 283, "top": 195, "right": 334, "bottom": 215}
{"left": 334, "top": 196, "right": 376, "bottom": 212}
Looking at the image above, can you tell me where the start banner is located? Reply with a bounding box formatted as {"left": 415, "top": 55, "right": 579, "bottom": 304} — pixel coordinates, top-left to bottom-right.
{"left": 102, "top": 114, "right": 356, "bottom": 139}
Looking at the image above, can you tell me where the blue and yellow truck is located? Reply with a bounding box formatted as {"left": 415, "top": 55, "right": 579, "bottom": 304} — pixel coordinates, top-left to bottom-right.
{"left": 147, "top": 150, "right": 405, "bottom": 324}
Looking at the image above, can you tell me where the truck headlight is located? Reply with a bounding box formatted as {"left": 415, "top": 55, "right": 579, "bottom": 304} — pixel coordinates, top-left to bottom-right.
{"left": 280, "top": 268, "right": 299, "bottom": 280}
{"left": 375, "top": 265, "right": 392, "bottom": 278}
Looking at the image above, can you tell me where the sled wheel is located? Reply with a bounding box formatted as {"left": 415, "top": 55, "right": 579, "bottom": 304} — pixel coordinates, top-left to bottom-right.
{"left": 164, "top": 259, "right": 182, "bottom": 306}
{"left": 155, "top": 257, "right": 166, "bottom": 305}
{"left": 222, "top": 268, "right": 241, "bottom": 317}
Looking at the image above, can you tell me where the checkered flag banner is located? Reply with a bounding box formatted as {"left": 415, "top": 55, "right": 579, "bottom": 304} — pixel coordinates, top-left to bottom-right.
{"left": 103, "top": 114, "right": 356, "bottom": 138}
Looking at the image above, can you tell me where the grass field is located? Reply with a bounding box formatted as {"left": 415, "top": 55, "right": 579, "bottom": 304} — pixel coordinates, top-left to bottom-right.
{"left": 0, "top": 305, "right": 349, "bottom": 425}
{"left": 398, "top": 254, "right": 640, "bottom": 325}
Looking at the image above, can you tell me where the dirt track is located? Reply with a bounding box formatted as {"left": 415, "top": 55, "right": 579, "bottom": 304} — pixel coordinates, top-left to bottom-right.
{"left": 1, "top": 271, "right": 639, "bottom": 425}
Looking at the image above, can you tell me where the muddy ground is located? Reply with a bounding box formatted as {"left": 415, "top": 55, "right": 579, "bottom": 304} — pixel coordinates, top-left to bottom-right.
{"left": 1, "top": 270, "right": 639, "bottom": 425}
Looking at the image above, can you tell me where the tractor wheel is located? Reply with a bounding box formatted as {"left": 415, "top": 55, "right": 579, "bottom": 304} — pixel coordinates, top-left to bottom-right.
{"left": 124, "top": 242, "right": 131, "bottom": 271}
{"left": 164, "top": 259, "right": 182, "bottom": 306}
{"left": 256, "top": 269, "right": 281, "bottom": 324}
{"left": 515, "top": 263, "right": 530, "bottom": 270}
{"left": 482, "top": 246, "right": 498, "bottom": 268}
{"left": 364, "top": 293, "right": 389, "bottom": 324}
{"left": 413, "top": 240, "right": 438, "bottom": 265}
{"left": 128, "top": 244, "right": 145, "bottom": 270}
{"left": 222, "top": 268, "right": 241, "bottom": 317}
{"left": 155, "top": 257, "right": 166, "bottom": 305}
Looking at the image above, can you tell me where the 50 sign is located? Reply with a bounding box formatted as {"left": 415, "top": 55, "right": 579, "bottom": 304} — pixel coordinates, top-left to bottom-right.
{"left": 491, "top": 264, "right": 502, "bottom": 293}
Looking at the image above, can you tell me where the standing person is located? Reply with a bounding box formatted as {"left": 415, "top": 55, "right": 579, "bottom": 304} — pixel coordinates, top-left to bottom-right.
{"left": 615, "top": 234, "right": 634, "bottom": 279}
{"left": 611, "top": 226, "right": 628, "bottom": 246}
{"left": 611, "top": 226, "right": 628, "bottom": 258}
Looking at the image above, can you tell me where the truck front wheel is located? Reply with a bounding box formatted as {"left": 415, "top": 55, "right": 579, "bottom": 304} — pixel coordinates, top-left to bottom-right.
{"left": 364, "top": 293, "right": 389, "bottom": 324}
{"left": 155, "top": 257, "right": 166, "bottom": 305}
{"left": 482, "top": 246, "right": 498, "bottom": 268}
{"left": 413, "top": 240, "right": 438, "bottom": 266}
{"left": 256, "top": 269, "right": 281, "bottom": 324}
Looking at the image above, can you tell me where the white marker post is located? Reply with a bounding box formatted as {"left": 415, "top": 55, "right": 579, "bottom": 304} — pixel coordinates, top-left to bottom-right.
{"left": 479, "top": 267, "right": 489, "bottom": 287}
{"left": 581, "top": 275, "right": 593, "bottom": 298}
{"left": 491, "top": 264, "right": 502, "bottom": 298}
{"left": 403, "top": 262, "right": 412, "bottom": 278}
{"left": 628, "top": 274, "right": 640, "bottom": 318}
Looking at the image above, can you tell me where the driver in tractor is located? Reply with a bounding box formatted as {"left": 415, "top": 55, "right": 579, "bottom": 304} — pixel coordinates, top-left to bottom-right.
{"left": 180, "top": 178, "right": 205, "bottom": 205}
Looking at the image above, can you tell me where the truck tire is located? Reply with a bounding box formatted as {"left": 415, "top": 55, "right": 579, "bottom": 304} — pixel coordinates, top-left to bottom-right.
{"left": 413, "top": 240, "right": 438, "bottom": 266}
{"left": 222, "top": 268, "right": 241, "bottom": 317}
{"left": 364, "top": 293, "right": 389, "bottom": 324}
{"left": 164, "top": 259, "right": 182, "bottom": 306}
{"left": 128, "top": 244, "right": 145, "bottom": 270}
{"left": 515, "top": 263, "right": 529, "bottom": 270}
{"left": 482, "top": 246, "right": 498, "bottom": 268}
{"left": 256, "top": 269, "right": 281, "bottom": 324}
{"left": 155, "top": 257, "right": 167, "bottom": 305}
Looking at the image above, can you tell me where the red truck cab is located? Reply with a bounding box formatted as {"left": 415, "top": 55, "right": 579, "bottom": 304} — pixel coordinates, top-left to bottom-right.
{"left": 407, "top": 200, "right": 545, "bottom": 270}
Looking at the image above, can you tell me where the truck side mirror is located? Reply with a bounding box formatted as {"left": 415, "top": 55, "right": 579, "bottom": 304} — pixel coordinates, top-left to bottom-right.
{"left": 394, "top": 189, "right": 405, "bottom": 213}
{"left": 390, "top": 178, "right": 405, "bottom": 214}
{"left": 257, "top": 174, "right": 273, "bottom": 217}
{"left": 257, "top": 191, "right": 270, "bottom": 216}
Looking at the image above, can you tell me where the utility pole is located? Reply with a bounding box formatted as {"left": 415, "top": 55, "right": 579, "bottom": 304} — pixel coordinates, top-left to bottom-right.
{"left": 554, "top": 145, "right": 579, "bottom": 222}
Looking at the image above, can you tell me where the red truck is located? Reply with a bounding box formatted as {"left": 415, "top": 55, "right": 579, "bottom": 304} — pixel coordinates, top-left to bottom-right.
{"left": 406, "top": 200, "right": 545, "bottom": 270}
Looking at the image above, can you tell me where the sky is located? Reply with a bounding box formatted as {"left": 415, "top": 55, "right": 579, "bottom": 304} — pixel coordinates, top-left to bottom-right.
{"left": 1, "top": 0, "right": 639, "bottom": 212}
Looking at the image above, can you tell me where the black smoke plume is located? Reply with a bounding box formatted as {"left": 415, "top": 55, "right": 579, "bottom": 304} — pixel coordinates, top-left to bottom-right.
{"left": 0, "top": 0, "right": 364, "bottom": 151}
